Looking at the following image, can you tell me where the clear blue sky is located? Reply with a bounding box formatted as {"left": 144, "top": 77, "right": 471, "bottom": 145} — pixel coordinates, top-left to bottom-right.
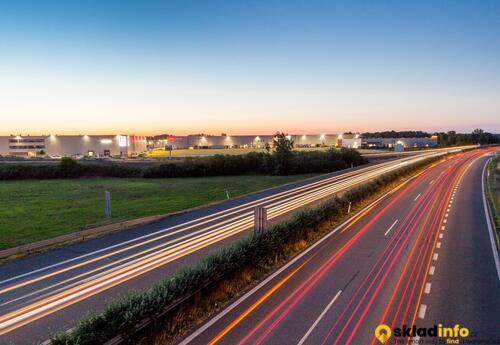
{"left": 1, "top": 0, "right": 499, "bottom": 135}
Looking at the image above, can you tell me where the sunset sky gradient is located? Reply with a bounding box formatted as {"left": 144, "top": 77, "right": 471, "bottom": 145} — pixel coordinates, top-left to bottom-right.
{"left": 1, "top": 0, "right": 499, "bottom": 135}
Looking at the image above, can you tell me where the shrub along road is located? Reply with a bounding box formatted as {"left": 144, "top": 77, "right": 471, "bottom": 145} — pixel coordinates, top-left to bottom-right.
{"left": 0, "top": 148, "right": 468, "bottom": 344}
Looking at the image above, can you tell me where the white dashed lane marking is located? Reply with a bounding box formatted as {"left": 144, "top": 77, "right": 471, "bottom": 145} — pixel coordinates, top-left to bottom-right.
{"left": 424, "top": 283, "right": 432, "bottom": 294}
{"left": 384, "top": 219, "right": 399, "bottom": 236}
{"left": 418, "top": 304, "right": 427, "bottom": 319}
{"left": 429, "top": 266, "right": 435, "bottom": 275}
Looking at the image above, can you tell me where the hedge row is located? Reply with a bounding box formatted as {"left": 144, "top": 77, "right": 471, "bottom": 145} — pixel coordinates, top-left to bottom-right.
{"left": 50, "top": 155, "right": 439, "bottom": 345}
{"left": 0, "top": 149, "right": 367, "bottom": 180}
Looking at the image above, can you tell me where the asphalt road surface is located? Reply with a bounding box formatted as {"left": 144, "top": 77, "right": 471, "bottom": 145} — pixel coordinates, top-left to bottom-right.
{"left": 0, "top": 146, "right": 477, "bottom": 344}
{"left": 180, "top": 148, "right": 500, "bottom": 345}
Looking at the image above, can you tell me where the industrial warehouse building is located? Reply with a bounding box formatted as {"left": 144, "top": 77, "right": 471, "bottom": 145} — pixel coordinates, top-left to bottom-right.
{"left": 151, "top": 133, "right": 437, "bottom": 151}
{"left": 0, "top": 133, "right": 438, "bottom": 158}
{"left": 0, "top": 135, "right": 147, "bottom": 158}
{"left": 156, "top": 133, "right": 362, "bottom": 150}
{"left": 361, "top": 136, "right": 438, "bottom": 149}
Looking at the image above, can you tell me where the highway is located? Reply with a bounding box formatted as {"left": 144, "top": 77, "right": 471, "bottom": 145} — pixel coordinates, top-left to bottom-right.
{"left": 180, "top": 148, "right": 500, "bottom": 345}
{"left": 0, "top": 146, "right": 476, "bottom": 344}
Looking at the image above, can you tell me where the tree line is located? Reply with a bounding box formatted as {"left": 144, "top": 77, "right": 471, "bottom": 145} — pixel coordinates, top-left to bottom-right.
{"left": 362, "top": 129, "right": 499, "bottom": 145}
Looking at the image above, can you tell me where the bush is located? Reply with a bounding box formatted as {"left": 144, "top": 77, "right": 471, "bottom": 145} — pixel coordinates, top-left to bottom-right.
{"left": 50, "top": 154, "right": 439, "bottom": 345}
{"left": 143, "top": 148, "right": 367, "bottom": 178}
{"left": 0, "top": 148, "right": 368, "bottom": 180}
{"left": 0, "top": 159, "right": 144, "bottom": 180}
{"left": 59, "top": 157, "right": 80, "bottom": 177}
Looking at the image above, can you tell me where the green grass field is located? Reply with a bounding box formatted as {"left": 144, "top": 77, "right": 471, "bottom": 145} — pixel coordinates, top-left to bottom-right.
{"left": 147, "top": 147, "right": 386, "bottom": 157}
{"left": 0, "top": 175, "right": 312, "bottom": 250}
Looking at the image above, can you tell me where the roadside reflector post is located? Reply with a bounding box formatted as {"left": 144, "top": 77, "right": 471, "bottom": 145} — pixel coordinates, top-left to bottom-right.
{"left": 254, "top": 206, "right": 267, "bottom": 235}
{"left": 347, "top": 201, "right": 352, "bottom": 214}
{"left": 105, "top": 191, "right": 112, "bottom": 218}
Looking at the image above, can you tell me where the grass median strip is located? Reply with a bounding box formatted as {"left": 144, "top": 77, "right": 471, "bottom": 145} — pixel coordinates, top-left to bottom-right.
{"left": 486, "top": 156, "right": 500, "bottom": 237}
{"left": 0, "top": 175, "right": 312, "bottom": 250}
{"left": 49, "top": 155, "right": 443, "bottom": 345}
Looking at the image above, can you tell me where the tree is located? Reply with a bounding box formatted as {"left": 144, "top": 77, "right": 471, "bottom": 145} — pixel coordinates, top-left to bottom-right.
{"left": 265, "top": 142, "right": 271, "bottom": 153}
{"left": 59, "top": 157, "right": 80, "bottom": 177}
{"left": 273, "top": 132, "right": 294, "bottom": 175}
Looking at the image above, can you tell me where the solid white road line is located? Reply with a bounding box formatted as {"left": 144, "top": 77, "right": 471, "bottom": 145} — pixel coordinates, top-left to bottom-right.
{"left": 296, "top": 290, "right": 342, "bottom": 345}
{"left": 481, "top": 157, "right": 500, "bottom": 283}
{"left": 418, "top": 304, "right": 427, "bottom": 319}
{"left": 424, "top": 283, "right": 432, "bottom": 294}
{"left": 384, "top": 219, "right": 399, "bottom": 236}
{"left": 414, "top": 193, "right": 421, "bottom": 201}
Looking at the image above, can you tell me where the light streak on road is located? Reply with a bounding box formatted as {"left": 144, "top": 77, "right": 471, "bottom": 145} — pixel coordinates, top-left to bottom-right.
{"left": 0, "top": 147, "right": 473, "bottom": 336}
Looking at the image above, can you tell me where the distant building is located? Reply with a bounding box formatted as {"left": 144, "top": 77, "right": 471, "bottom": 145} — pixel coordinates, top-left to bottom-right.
{"left": 0, "top": 134, "right": 147, "bottom": 158}
{"left": 148, "top": 133, "right": 368, "bottom": 149}
{"left": 361, "top": 136, "right": 438, "bottom": 149}
{"left": 394, "top": 141, "right": 405, "bottom": 152}
{"left": 159, "top": 134, "right": 361, "bottom": 150}
{"left": 337, "top": 133, "right": 361, "bottom": 149}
